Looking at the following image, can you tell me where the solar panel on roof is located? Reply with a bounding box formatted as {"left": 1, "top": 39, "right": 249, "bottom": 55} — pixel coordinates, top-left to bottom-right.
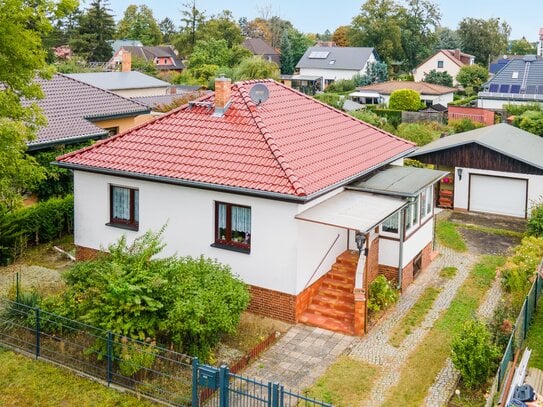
{"left": 510, "top": 84, "right": 521, "bottom": 94}
{"left": 527, "top": 85, "right": 537, "bottom": 94}
{"left": 308, "top": 51, "right": 330, "bottom": 59}
{"left": 489, "top": 84, "right": 499, "bottom": 92}
{"left": 499, "top": 84, "right": 510, "bottom": 93}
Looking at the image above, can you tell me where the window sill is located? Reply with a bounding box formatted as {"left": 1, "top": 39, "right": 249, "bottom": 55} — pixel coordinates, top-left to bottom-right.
{"left": 105, "top": 222, "right": 139, "bottom": 232}
{"left": 210, "top": 243, "right": 250, "bottom": 254}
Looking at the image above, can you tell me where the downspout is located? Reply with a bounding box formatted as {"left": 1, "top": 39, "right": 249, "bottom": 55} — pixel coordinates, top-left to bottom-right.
{"left": 397, "top": 208, "right": 405, "bottom": 290}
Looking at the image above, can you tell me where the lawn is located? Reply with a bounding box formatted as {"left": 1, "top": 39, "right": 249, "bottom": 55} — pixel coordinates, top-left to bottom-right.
{"left": 382, "top": 255, "right": 504, "bottom": 406}
{"left": 526, "top": 300, "right": 543, "bottom": 370}
{"left": 0, "top": 348, "right": 153, "bottom": 406}
{"left": 303, "top": 356, "right": 380, "bottom": 405}
{"left": 440, "top": 266, "right": 458, "bottom": 279}
{"left": 388, "top": 286, "right": 441, "bottom": 347}
{"left": 436, "top": 220, "right": 467, "bottom": 252}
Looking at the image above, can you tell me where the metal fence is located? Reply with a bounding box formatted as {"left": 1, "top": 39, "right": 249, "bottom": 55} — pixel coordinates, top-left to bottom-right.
{"left": 495, "top": 273, "right": 543, "bottom": 391}
{"left": 0, "top": 296, "right": 332, "bottom": 406}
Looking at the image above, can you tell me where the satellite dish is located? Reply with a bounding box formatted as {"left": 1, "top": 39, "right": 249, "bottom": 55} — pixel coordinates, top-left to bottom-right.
{"left": 249, "top": 83, "right": 270, "bottom": 105}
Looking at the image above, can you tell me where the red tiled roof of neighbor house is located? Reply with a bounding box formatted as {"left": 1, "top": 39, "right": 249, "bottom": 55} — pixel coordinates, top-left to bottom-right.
{"left": 57, "top": 80, "right": 415, "bottom": 199}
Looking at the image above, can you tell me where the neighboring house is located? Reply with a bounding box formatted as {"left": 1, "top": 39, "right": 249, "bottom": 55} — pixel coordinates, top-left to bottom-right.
{"left": 131, "top": 88, "right": 210, "bottom": 111}
{"left": 538, "top": 28, "right": 543, "bottom": 57}
{"left": 296, "top": 46, "right": 378, "bottom": 89}
{"left": 108, "top": 39, "right": 143, "bottom": 54}
{"left": 279, "top": 74, "right": 322, "bottom": 95}
{"left": 56, "top": 78, "right": 445, "bottom": 336}
{"left": 349, "top": 81, "right": 456, "bottom": 107}
{"left": 490, "top": 55, "right": 543, "bottom": 76}
{"left": 66, "top": 71, "right": 173, "bottom": 98}
{"left": 242, "top": 38, "right": 280, "bottom": 65}
{"left": 413, "top": 49, "right": 475, "bottom": 86}
{"left": 478, "top": 56, "right": 543, "bottom": 110}
{"left": 109, "top": 46, "right": 184, "bottom": 72}
{"left": 409, "top": 123, "right": 543, "bottom": 218}
{"left": 27, "top": 74, "right": 150, "bottom": 151}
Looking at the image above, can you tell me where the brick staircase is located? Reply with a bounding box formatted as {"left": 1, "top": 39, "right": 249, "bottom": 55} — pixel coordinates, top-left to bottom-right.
{"left": 299, "top": 251, "right": 358, "bottom": 335}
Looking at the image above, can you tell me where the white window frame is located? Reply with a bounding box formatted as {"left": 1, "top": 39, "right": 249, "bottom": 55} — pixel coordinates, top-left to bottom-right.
{"left": 420, "top": 185, "right": 434, "bottom": 220}
{"left": 380, "top": 211, "right": 401, "bottom": 237}
{"left": 405, "top": 197, "right": 420, "bottom": 234}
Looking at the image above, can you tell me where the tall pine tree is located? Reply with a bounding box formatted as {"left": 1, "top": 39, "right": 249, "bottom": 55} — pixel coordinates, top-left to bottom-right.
{"left": 70, "top": 0, "right": 115, "bottom": 62}
{"left": 280, "top": 30, "right": 294, "bottom": 74}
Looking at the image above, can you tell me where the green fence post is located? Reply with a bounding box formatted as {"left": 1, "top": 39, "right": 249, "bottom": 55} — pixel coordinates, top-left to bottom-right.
{"left": 106, "top": 332, "right": 113, "bottom": 386}
{"left": 34, "top": 307, "right": 40, "bottom": 359}
{"left": 271, "top": 382, "right": 280, "bottom": 407}
{"left": 192, "top": 358, "right": 199, "bottom": 407}
{"left": 524, "top": 297, "right": 529, "bottom": 340}
{"left": 219, "top": 365, "right": 229, "bottom": 407}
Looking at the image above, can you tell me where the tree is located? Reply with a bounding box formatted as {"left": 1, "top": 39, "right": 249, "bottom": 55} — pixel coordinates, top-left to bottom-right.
{"left": 452, "top": 319, "right": 500, "bottom": 389}
{"left": 399, "top": 0, "right": 441, "bottom": 70}
{"left": 509, "top": 37, "right": 537, "bottom": 55}
{"left": 116, "top": 5, "right": 162, "bottom": 46}
{"left": 174, "top": 0, "right": 206, "bottom": 56}
{"left": 456, "top": 64, "right": 489, "bottom": 92}
{"left": 0, "top": 0, "right": 77, "bottom": 211}
{"left": 332, "top": 26, "right": 350, "bottom": 47}
{"left": 457, "top": 17, "right": 511, "bottom": 65}
{"left": 389, "top": 89, "right": 421, "bottom": 111}
{"left": 279, "top": 30, "right": 295, "bottom": 74}
{"left": 188, "top": 38, "right": 251, "bottom": 69}
{"left": 436, "top": 27, "right": 461, "bottom": 50}
{"left": 70, "top": 0, "right": 115, "bottom": 62}
{"left": 199, "top": 10, "right": 244, "bottom": 48}
{"left": 363, "top": 61, "right": 389, "bottom": 84}
{"left": 350, "top": 0, "right": 405, "bottom": 64}
{"left": 234, "top": 56, "right": 280, "bottom": 81}
{"left": 288, "top": 29, "right": 314, "bottom": 70}
{"left": 423, "top": 69, "right": 453, "bottom": 87}
{"left": 159, "top": 18, "right": 177, "bottom": 44}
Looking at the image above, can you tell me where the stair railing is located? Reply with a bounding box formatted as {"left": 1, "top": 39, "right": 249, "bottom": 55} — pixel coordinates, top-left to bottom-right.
{"left": 303, "top": 233, "right": 341, "bottom": 291}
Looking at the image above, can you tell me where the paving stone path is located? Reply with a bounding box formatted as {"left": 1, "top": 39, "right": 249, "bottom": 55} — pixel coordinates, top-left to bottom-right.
{"left": 425, "top": 269, "right": 504, "bottom": 407}
{"left": 242, "top": 325, "right": 354, "bottom": 391}
{"left": 347, "top": 243, "right": 479, "bottom": 406}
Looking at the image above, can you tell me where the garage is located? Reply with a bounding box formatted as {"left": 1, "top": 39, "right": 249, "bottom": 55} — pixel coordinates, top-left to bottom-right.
{"left": 469, "top": 174, "right": 527, "bottom": 218}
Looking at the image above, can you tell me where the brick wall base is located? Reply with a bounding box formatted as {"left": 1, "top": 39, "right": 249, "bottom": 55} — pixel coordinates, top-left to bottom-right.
{"left": 247, "top": 285, "right": 297, "bottom": 323}
{"left": 76, "top": 246, "right": 101, "bottom": 261}
{"left": 294, "top": 274, "right": 327, "bottom": 321}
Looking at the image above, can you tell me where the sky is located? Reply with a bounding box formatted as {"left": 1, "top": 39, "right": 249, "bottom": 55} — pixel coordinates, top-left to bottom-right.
{"left": 105, "top": 0, "right": 541, "bottom": 42}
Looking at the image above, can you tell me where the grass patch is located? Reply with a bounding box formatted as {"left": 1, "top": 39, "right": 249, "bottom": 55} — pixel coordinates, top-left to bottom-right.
{"left": 436, "top": 220, "right": 467, "bottom": 252}
{"left": 458, "top": 223, "right": 524, "bottom": 238}
{"left": 382, "top": 255, "right": 505, "bottom": 407}
{"left": 14, "top": 234, "right": 75, "bottom": 270}
{"left": 440, "top": 266, "right": 458, "bottom": 279}
{"left": 388, "top": 286, "right": 441, "bottom": 347}
{"left": 526, "top": 300, "right": 543, "bottom": 370}
{"left": 0, "top": 347, "right": 151, "bottom": 406}
{"left": 304, "top": 356, "right": 379, "bottom": 405}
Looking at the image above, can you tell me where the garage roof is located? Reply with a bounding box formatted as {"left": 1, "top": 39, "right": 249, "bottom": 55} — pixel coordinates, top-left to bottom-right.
{"left": 409, "top": 123, "right": 543, "bottom": 170}
{"left": 347, "top": 166, "right": 448, "bottom": 197}
{"left": 295, "top": 191, "right": 407, "bottom": 233}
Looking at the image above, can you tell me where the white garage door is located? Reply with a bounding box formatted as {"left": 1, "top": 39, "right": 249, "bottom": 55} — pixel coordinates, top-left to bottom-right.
{"left": 469, "top": 174, "right": 527, "bottom": 218}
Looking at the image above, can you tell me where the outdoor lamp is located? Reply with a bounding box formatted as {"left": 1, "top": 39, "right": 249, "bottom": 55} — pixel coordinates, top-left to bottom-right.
{"left": 355, "top": 231, "right": 367, "bottom": 256}
{"left": 457, "top": 168, "right": 463, "bottom": 181}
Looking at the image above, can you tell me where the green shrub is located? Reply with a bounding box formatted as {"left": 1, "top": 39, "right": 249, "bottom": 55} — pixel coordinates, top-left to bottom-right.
{"left": 325, "top": 79, "right": 356, "bottom": 93}
{"left": 488, "top": 302, "right": 514, "bottom": 352}
{"left": 448, "top": 118, "right": 484, "bottom": 133}
{"left": 368, "top": 275, "right": 399, "bottom": 312}
{"left": 59, "top": 229, "right": 250, "bottom": 359}
{"left": 456, "top": 65, "right": 489, "bottom": 92}
{"left": 314, "top": 93, "right": 344, "bottom": 109}
{"left": 388, "top": 89, "right": 421, "bottom": 111}
{"left": 447, "top": 95, "right": 478, "bottom": 107}
{"left": 504, "top": 103, "right": 542, "bottom": 116}
{"left": 0, "top": 195, "right": 74, "bottom": 262}
{"left": 396, "top": 123, "right": 434, "bottom": 146}
{"left": 373, "top": 108, "right": 402, "bottom": 128}
{"left": 451, "top": 319, "right": 499, "bottom": 389}
{"left": 517, "top": 110, "right": 543, "bottom": 136}
{"left": 350, "top": 110, "right": 386, "bottom": 128}
{"left": 527, "top": 202, "right": 543, "bottom": 237}
{"left": 423, "top": 69, "right": 453, "bottom": 87}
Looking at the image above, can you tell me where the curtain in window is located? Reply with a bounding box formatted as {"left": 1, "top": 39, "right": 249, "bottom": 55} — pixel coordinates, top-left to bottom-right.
{"left": 112, "top": 187, "right": 130, "bottom": 220}
{"left": 231, "top": 206, "right": 251, "bottom": 233}
{"left": 426, "top": 186, "right": 432, "bottom": 215}
{"left": 134, "top": 190, "right": 139, "bottom": 222}
{"left": 382, "top": 212, "right": 399, "bottom": 233}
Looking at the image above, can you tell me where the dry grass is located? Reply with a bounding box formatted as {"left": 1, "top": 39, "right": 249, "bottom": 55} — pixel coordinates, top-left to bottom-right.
{"left": 440, "top": 266, "right": 458, "bottom": 279}
{"left": 303, "top": 355, "right": 380, "bottom": 405}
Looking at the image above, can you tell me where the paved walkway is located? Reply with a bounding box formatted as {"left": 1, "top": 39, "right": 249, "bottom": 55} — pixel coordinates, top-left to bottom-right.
{"left": 347, "top": 244, "right": 478, "bottom": 406}
{"left": 242, "top": 325, "right": 353, "bottom": 391}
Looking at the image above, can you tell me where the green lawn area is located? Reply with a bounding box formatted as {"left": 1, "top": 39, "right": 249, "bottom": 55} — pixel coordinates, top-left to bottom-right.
{"left": 526, "top": 299, "right": 543, "bottom": 370}
{"left": 304, "top": 356, "right": 380, "bottom": 405}
{"left": 436, "top": 220, "right": 467, "bottom": 252}
{"left": 439, "top": 266, "right": 458, "bottom": 279}
{"left": 0, "top": 348, "right": 153, "bottom": 406}
{"left": 382, "top": 255, "right": 504, "bottom": 406}
{"left": 388, "top": 286, "right": 441, "bottom": 347}
{"left": 458, "top": 223, "right": 524, "bottom": 238}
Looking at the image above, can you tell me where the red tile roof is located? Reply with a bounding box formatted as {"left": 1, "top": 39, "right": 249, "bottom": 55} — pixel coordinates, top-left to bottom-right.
{"left": 57, "top": 80, "right": 415, "bottom": 198}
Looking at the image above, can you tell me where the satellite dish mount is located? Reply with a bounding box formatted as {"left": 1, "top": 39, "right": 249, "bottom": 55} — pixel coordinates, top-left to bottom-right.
{"left": 249, "top": 83, "right": 270, "bottom": 105}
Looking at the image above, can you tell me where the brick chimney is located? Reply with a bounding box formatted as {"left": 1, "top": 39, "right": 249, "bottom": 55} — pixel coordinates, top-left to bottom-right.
{"left": 214, "top": 76, "right": 232, "bottom": 117}
{"left": 454, "top": 49, "right": 461, "bottom": 62}
{"left": 121, "top": 50, "right": 132, "bottom": 72}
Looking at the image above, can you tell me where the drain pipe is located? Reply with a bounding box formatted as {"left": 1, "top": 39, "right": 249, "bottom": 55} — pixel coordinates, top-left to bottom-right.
{"left": 397, "top": 209, "right": 405, "bottom": 290}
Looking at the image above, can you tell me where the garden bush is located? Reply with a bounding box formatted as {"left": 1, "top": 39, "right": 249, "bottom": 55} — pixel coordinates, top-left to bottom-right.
{"left": 448, "top": 118, "right": 484, "bottom": 134}
{"left": 325, "top": 79, "right": 356, "bottom": 93}
{"left": 527, "top": 202, "right": 543, "bottom": 237}
{"left": 0, "top": 195, "right": 74, "bottom": 263}
{"left": 396, "top": 123, "right": 434, "bottom": 146}
{"left": 350, "top": 110, "right": 386, "bottom": 128}
{"left": 368, "top": 275, "right": 399, "bottom": 312}
{"left": 451, "top": 319, "right": 499, "bottom": 389}
{"left": 505, "top": 103, "right": 542, "bottom": 116}
{"left": 314, "top": 93, "right": 344, "bottom": 109}
{"left": 55, "top": 229, "right": 250, "bottom": 358}
{"left": 373, "top": 108, "right": 402, "bottom": 128}
{"left": 388, "top": 89, "right": 421, "bottom": 112}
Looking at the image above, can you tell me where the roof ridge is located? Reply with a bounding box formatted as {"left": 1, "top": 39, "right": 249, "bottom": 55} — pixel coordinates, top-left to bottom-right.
{"left": 236, "top": 81, "right": 307, "bottom": 197}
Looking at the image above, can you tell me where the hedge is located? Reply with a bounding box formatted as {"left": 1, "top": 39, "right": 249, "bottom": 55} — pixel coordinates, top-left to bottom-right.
{"left": 374, "top": 109, "right": 403, "bottom": 128}
{"left": 0, "top": 195, "right": 74, "bottom": 264}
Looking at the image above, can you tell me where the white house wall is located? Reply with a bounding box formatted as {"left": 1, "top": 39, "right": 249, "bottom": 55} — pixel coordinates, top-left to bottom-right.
{"left": 298, "top": 68, "right": 362, "bottom": 88}
{"left": 453, "top": 167, "right": 543, "bottom": 213}
{"left": 476, "top": 98, "right": 543, "bottom": 110}
{"left": 73, "top": 171, "right": 301, "bottom": 295}
{"left": 413, "top": 53, "right": 462, "bottom": 85}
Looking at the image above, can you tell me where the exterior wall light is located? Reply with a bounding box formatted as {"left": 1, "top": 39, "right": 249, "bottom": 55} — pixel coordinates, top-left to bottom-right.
{"left": 355, "top": 231, "right": 367, "bottom": 256}
{"left": 457, "top": 168, "right": 463, "bottom": 181}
